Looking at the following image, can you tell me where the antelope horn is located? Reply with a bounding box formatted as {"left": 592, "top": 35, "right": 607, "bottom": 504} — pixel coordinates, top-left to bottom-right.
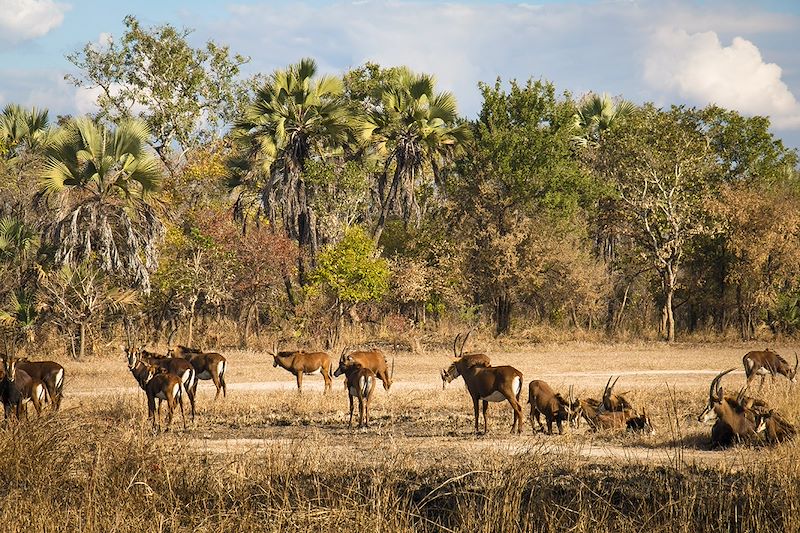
{"left": 270, "top": 340, "right": 278, "bottom": 357}
{"left": 569, "top": 385, "right": 574, "bottom": 405}
{"left": 602, "top": 376, "right": 613, "bottom": 398}
{"left": 167, "top": 326, "right": 178, "bottom": 348}
{"left": 710, "top": 368, "right": 736, "bottom": 400}
{"left": 794, "top": 352, "right": 798, "bottom": 375}
{"left": 460, "top": 329, "right": 472, "bottom": 357}
{"left": 452, "top": 334, "right": 461, "bottom": 358}
{"left": 390, "top": 357, "right": 395, "bottom": 380}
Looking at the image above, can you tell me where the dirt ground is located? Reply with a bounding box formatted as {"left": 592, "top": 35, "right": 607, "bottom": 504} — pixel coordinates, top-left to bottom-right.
{"left": 58, "top": 341, "right": 800, "bottom": 469}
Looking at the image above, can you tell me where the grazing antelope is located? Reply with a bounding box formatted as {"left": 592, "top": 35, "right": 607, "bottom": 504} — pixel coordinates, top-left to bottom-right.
{"left": 527, "top": 380, "right": 577, "bottom": 435}
{"left": 742, "top": 349, "right": 798, "bottom": 390}
{"left": 336, "top": 355, "right": 377, "bottom": 428}
{"left": 698, "top": 368, "right": 766, "bottom": 447}
{"left": 124, "top": 346, "right": 197, "bottom": 421}
{"left": 270, "top": 342, "right": 333, "bottom": 392}
{"left": 14, "top": 358, "right": 65, "bottom": 411}
{"left": 442, "top": 332, "right": 491, "bottom": 390}
{"left": 168, "top": 345, "right": 227, "bottom": 400}
{"left": 335, "top": 348, "right": 393, "bottom": 391}
{"left": 0, "top": 356, "right": 47, "bottom": 420}
{"left": 441, "top": 357, "right": 524, "bottom": 434}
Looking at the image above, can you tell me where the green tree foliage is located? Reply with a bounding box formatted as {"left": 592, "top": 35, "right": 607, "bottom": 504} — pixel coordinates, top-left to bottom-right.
{"left": 66, "top": 15, "right": 250, "bottom": 176}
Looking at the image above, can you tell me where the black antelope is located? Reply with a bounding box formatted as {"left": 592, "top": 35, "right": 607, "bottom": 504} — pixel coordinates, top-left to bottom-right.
{"left": 742, "top": 349, "right": 798, "bottom": 389}
{"left": 335, "top": 347, "right": 393, "bottom": 391}
{"left": 335, "top": 355, "right": 377, "bottom": 428}
{"left": 168, "top": 345, "right": 227, "bottom": 400}
{"left": 527, "top": 380, "right": 577, "bottom": 435}
{"left": 14, "top": 358, "right": 64, "bottom": 411}
{"left": 270, "top": 342, "right": 333, "bottom": 392}
{"left": 441, "top": 356, "right": 524, "bottom": 434}
{"left": 0, "top": 356, "right": 47, "bottom": 420}
{"left": 124, "top": 346, "right": 198, "bottom": 421}
{"left": 698, "top": 368, "right": 766, "bottom": 447}
{"left": 442, "top": 332, "right": 490, "bottom": 390}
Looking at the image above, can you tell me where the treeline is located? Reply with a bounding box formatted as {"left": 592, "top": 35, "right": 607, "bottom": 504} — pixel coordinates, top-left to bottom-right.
{"left": 1, "top": 16, "right": 799, "bottom": 356}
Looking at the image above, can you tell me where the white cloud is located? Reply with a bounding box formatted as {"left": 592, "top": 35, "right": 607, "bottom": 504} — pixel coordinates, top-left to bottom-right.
{"left": 0, "top": 0, "right": 70, "bottom": 45}
{"left": 644, "top": 28, "right": 800, "bottom": 128}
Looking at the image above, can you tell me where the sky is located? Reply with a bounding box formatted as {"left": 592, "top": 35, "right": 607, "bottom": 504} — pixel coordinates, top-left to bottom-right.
{"left": 1, "top": 0, "right": 800, "bottom": 152}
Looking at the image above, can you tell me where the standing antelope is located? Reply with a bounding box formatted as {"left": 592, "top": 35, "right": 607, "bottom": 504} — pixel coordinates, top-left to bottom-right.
{"left": 270, "top": 342, "right": 333, "bottom": 392}
{"left": 335, "top": 355, "right": 377, "bottom": 428}
{"left": 441, "top": 357, "right": 524, "bottom": 434}
{"left": 168, "top": 345, "right": 227, "bottom": 400}
{"left": 0, "top": 356, "right": 47, "bottom": 420}
{"left": 442, "top": 332, "right": 490, "bottom": 389}
{"left": 126, "top": 355, "right": 186, "bottom": 431}
{"left": 742, "top": 349, "right": 798, "bottom": 390}
{"left": 335, "top": 348, "right": 392, "bottom": 391}
{"left": 124, "top": 346, "right": 198, "bottom": 421}
{"left": 14, "top": 358, "right": 65, "bottom": 411}
{"left": 527, "top": 380, "right": 576, "bottom": 435}
{"left": 698, "top": 368, "right": 766, "bottom": 447}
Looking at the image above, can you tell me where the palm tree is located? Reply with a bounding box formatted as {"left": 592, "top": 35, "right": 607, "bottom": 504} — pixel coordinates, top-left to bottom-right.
{"left": 361, "top": 69, "right": 471, "bottom": 243}
{"left": 231, "top": 57, "right": 355, "bottom": 282}
{"left": 41, "top": 117, "right": 164, "bottom": 293}
{"left": 571, "top": 93, "right": 635, "bottom": 147}
{"left": 0, "top": 104, "right": 54, "bottom": 162}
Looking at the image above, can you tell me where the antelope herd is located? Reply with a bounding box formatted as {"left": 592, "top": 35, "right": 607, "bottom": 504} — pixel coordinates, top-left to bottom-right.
{"left": 0, "top": 334, "right": 797, "bottom": 449}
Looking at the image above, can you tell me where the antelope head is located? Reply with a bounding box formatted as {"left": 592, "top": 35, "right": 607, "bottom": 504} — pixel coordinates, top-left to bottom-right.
{"left": 2, "top": 356, "right": 17, "bottom": 382}
{"left": 567, "top": 385, "right": 583, "bottom": 428}
{"left": 440, "top": 360, "right": 460, "bottom": 389}
{"left": 698, "top": 368, "right": 736, "bottom": 423}
{"left": 334, "top": 348, "right": 354, "bottom": 377}
{"left": 270, "top": 341, "right": 280, "bottom": 368}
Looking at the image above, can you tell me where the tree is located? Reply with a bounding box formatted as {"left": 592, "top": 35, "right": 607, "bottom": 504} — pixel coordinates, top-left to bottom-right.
{"left": 595, "top": 105, "right": 716, "bottom": 342}
{"left": 361, "top": 68, "right": 471, "bottom": 243}
{"left": 41, "top": 117, "right": 164, "bottom": 293}
{"left": 66, "top": 15, "right": 250, "bottom": 176}
{"left": 230, "top": 57, "right": 356, "bottom": 282}
{"left": 571, "top": 92, "right": 635, "bottom": 147}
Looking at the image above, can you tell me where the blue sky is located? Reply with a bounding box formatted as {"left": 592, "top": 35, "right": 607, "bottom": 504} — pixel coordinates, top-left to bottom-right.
{"left": 2, "top": 0, "right": 800, "bottom": 152}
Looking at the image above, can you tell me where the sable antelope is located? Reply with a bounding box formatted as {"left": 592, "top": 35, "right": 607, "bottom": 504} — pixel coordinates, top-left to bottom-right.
{"left": 0, "top": 356, "right": 47, "bottom": 420}
{"left": 442, "top": 332, "right": 491, "bottom": 390}
{"left": 334, "top": 347, "right": 393, "bottom": 391}
{"left": 144, "top": 366, "right": 186, "bottom": 432}
{"left": 625, "top": 409, "right": 656, "bottom": 435}
{"left": 599, "top": 376, "right": 633, "bottom": 413}
{"left": 124, "top": 346, "right": 197, "bottom": 421}
{"left": 168, "top": 345, "right": 227, "bottom": 400}
{"left": 527, "top": 380, "right": 577, "bottom": 435}
{"left": 742, "top": 349, "right": 798, "bottom": 390}
{"left": 13, "top": 357, "right": 65, "bottom": 411}
{"left": 270, "top": 342, "right": 333, "bottom": 392}
{"left": 760, "top": 411, "right": 797, "bottom": 444}
{"left": 698, "top": 368, "right": 766, "bottom": 447}
{"left": 337, "top": 355, "right": 377, "bottom": 428}
{"left": 441, "top": 357, "right": 524, "bottom": 434}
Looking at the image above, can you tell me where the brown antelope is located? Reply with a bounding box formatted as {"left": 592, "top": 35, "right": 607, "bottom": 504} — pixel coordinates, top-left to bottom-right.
{"left": 270, "top": 342, "right": 333, "bottom": 392}
{"left": 442, "top": 332, "right": 490, "bottom": 390}
{"left": 144, "top": 366, "right": 186, "bottom": 432}
{"left": 0, "top": 356, "right": 47, "bottom": 420}
{"left": 698, "top": 368, "right": 766, "bottom": 447}
{"left": 441, "top": 357, "right": 524, "bottom": 434}
{"left": 336, "top": 355, "right": 377, "bottom": 428}
{"left": 598, "top": 376, "right": 633, "bottom": 413}
{"left": 124, "top": 346, "right": 197, "bottom": 421}
{"left": 168, "top": 345, "right": 227, "bottom": 400}
{"left": 742, "top": 349, "right": 798, "bottom": 389}
{"left": 334, "top": 347, "right": 393, "bottom": 391}
{"left": 527, "top": 380, "right": 577, "bottom": 435}
{"left": 14, "top": 358, "right": 65, "bottom": 411}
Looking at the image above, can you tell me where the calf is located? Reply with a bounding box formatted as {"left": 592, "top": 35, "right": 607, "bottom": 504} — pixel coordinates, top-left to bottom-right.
{"left": 15, "top": 358, "right": 65, "bottom": 411}
{"left": 335, "top": 348, "right": 392, "bottom": 391}
{"left": 527, "top": 380, "right": 572, "bottom": 435}
{"left": 338, "top": 356, "right": 377, "bottom": 428}
{"left": 0, "top": 357, "right": 47, "bottom": 420}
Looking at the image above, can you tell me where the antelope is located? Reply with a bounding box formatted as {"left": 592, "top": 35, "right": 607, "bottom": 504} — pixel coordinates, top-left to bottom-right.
{"left": 441, "top": 357, "right": 524, "bottom": 434}
{"left": 13, "top": 358, "right": 65, "bottom": 411}
{"left": 0, "top": 356, "right": 47, "bottom": 420}
{"left": 442, "top": 332, "right": 490, "bottom": 390}
{"left": 336, "top": 355, "right": 377, "bottom": 428}
{"left": 126, "top": 354, "right": 186, "bottom": 431}
{"left": 334, "top": 347, "right": 393, "bottom": 391}
{"left": 698, "top": 368, "right": 766, "bottom": 447}
{"left": 527, "top": 380, "right": 578, "bottom": 435}
{"left": 168, "top": 345, "right": 227, "bottom": 400}
{"left": 743, "top": 349, "right": 798, "bottom": 390}
{"left": 124, "top": 346, "right": 197, "bottom": 421}
{"left": 598, "top": 376, "right": 633, "bottom": 413}
{"left": 270, "top": 342, "right": 333, "bottom": 392}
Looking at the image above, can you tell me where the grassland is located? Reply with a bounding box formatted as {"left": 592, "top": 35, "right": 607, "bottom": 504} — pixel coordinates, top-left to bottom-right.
{"left": 2, "top": 341, "right": 799, "bottom": 532}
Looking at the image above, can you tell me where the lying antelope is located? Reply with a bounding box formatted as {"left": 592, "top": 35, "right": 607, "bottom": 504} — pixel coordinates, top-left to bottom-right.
{"left": 442, "top": 356, "right": 524, "bottom": 434}
{"left": 598, "top": 376, "right": 633, "bottom": 413}
{"left": 124, "top": 346, "right": 198, "bottom": 421}
{"left": 698, "top": 368, "right": 766, "bottom": 447}
{"left": 527, "top": 380, "right": 578, "bottom": 435}
{"left": 335, "top": 355, "right": 377, "bottom": 428}
{"left": 15, "top": 358, "right": 64, "bottom": 411}
{"left": 442, "top": 332, "right": 490, "bottom": 390}
{"left": 270, "top": 342, "right": 333, "bottom": 392}
{"left": 335, "top": 348, "right": 393, "bottom": 391}
{"left": 743, "top": 349, "right": 798, "bottom": 390}
{"left": 0, "top": 356, "right": 47, "bottom": 420}
{"left": 168, "top": 345, "right": 227, "bottom": 400}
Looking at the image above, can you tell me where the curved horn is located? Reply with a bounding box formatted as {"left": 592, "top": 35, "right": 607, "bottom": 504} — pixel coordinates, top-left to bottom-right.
{"left": 794, "top": 352, "right": 798, "bottom": 376}
{"left": 390, "top": 357, "right": 395, "bottom": 381}
{"left": 460, "top": 329, "right": 472, "bottom": 357}
{"left": 602, "top": 376, "right": 613, "bottom": 399}
{"left": 452, "top": 333, "right": 461, "bottom": 358}
{"left": 709, "top": 368, "right": 737, "bottom": 400}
